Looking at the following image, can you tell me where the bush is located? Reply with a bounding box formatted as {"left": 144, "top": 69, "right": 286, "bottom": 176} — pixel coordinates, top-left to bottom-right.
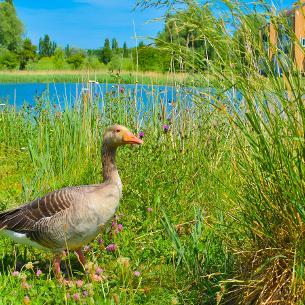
{"left": 27, "top": 56, "right": 56, "bottom": 70}
{"left": 67, "top": 52, "right": 85, "bottom": 69}
{"left": 121, "top": 58, "right": 134, "bottom": 71}
{"left": 0, "top": 48, "right": 19, "bottom": 69}
{"left": 133, "top": 45, "right": 170, "bottom": 72}
{"left": 108, "top": 54, "right": 122, "bottom": 72}
{"left": 52, "top": 47, "right": 65, "bottom": 69}
{"left": 84, "top": 55, "right": 106, "bottom": 70}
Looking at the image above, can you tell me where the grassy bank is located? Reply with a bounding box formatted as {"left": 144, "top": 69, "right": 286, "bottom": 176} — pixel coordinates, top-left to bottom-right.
{"left": 0, "top": 87, "right": 237, "bottom": 304}
{"left": 0, "top": 70, "right": 189, "bottom": 85}
{"left": 1, "top": 1, "right": 305, "bottom": 304}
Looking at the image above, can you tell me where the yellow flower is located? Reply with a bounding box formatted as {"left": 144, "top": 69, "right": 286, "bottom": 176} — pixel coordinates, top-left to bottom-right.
{"left": 25, "top": 262, "right": 34, "bottom": 270}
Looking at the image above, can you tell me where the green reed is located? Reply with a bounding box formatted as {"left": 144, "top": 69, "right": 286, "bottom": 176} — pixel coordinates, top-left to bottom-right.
{"left": 139, "top": 0, "right": 305, "bottom": 303}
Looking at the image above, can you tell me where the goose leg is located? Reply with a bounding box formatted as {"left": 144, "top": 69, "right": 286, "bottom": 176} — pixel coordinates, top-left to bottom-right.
{"left": 53, "top": 254, "right": 62, "bottom": 279}
{"left": 75, "top": 249, "right": 86, "bottom": 267}
{"left": 53, "top": 254, "right": 73, "bottom": 285}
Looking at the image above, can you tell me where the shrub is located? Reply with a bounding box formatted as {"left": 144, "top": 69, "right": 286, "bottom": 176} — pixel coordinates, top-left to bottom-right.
{"left": 0, "top": 48, "right": 19, "bottom": 69}
{"left": 67, "top": 52, "right": 85, "bottom": 69}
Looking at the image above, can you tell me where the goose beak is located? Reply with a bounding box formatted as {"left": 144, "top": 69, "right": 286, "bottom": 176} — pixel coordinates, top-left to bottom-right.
{"left": 122, "top": 131, "right": 143, "bottom": 145}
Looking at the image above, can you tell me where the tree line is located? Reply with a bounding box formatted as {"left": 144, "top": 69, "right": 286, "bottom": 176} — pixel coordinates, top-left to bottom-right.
{"left": 0, "top": 0, "right": 220, "bottom": 72}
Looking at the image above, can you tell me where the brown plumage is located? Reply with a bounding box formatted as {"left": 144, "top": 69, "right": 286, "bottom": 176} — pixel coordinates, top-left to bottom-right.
{"left": 0, "top": 124, "right": 143, "bottom": 279}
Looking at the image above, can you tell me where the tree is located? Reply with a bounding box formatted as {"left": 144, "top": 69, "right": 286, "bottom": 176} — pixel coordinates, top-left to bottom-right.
{"left": 39, "top": 35, "right": 57, "bottom": 57}
{"left": 123, "top": 42, "right": 129, "bottom": 58}
{"left": 100, "top": 38, "right": 112, "bottom": 64}
{"left": 53, "top": 47, "right": 65, "bottom": 69}
{"left": 19, "top": 38, "right": 37, "bottom": 70}
{"left": 0, "top": 0, "right": 23, "bottom": 51}
{"left": 133, "top": 45, "right": 170, "bottom": 72}
{"left": 108, "top": 54, "right": 122, "bottom": 72}
{"left": 67, "top": 50, "right": 85, "bottom": 69}
{"left": 0, "top": 47, "right": 19, "bottom": 69}
{"left": 156, "top": 5, "right": 219, "bottom": 71}
{"left": 111, "top": 38, "right": 119, "bottom": 53}
{"left": 64, "top": 44, "right": 71, "bottom": 58}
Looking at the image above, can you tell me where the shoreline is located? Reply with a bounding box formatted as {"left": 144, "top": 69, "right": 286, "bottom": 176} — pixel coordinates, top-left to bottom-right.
{"left": 0, "top": 70, "right": 189, "bottom": 85}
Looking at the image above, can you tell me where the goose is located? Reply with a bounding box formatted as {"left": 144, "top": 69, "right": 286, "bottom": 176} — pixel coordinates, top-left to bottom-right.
{"left": 0, "top": 125, "right": 142, "bottom": 279}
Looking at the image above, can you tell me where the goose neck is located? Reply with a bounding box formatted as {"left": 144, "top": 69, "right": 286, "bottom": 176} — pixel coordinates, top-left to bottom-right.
{"left": 102, "top": 144, "right": 119, "bottom": 182}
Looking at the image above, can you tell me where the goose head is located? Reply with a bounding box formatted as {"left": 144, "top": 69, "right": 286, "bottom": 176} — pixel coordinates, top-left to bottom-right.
{"left": 103, "top": 125, "right": 143, "bottom": 148}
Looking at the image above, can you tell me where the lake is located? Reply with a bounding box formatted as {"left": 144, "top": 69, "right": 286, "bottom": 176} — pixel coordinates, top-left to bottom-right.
{"left": 0, "top": 82, "right": 193, "bottom": 109}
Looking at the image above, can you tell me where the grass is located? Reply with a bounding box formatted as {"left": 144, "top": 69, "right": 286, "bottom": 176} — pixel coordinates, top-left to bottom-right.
{"left": 0, "top": 87, "right": 237, "bottom": 304}
{"left": 0, "top": 70, "right": 189, "bottom": 86}
{"left": 1, "top": 0, "right": 305, "bottom": 304}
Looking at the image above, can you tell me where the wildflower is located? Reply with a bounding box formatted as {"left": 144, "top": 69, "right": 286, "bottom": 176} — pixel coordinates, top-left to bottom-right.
{"left": 83, "top": 245, "right": 90, "bottom": 252}
{"left": 162, "top": 124, "right": 169, "bottom": 133}
{"left": 111, "top": 220, "right": 117, "bottom": 227}
{"left": 91, "top": 274, "right": 102, "bottom": 282}
{"left": 23, "top": 295, "right": 30, "bottom": 305}
{"left": 12, "top": 270, "right": 19, "bottom": 277}
{"left": 36, "top": 269, "right": 42, "bottom": 277}
{"left": 172, "top": 297, "right": 179, "bottom": 305}
{"left": 76, "top": 279, "right": 84, "bottom": 288}
{"left": 134, "top": 270, "right": 141, "bottom": 277}
{"left": 83, "top": 290, "right": 89, "bottom": 297}
{"left": 25, "top": 262, "right": 34, "bottom": 270}
{"left": 98, "top": 238, "right": 103, "bottom": 244}
{"left": 66, "top": 293, "right": 71, "bottom": 299}
{"left": 105, "top": 243, "right": 117, "bottom": 252}
{"left": 139, "top": 131, "right": 144, "bottom": 139}
{"left": 117, "top": 224, "right": 123, "bottom": 231}
{"left": 147, "top": 207, "right": 153, "bottom": 213}
{"left": 21, "top": 280, "right": 31, "bottom": 289}
{"left": 119, "top": 87, "right": 125, "bottom": 93}
{"left": 64, "top": 279, "right": 74, "bottom": 288}
{"left": 95, "top": 267, "right": 103, "bottom": 275}
{"left": 73, "top": 293, "right": 80, "bottom": 301}
{"left": 86, "top": 262, "right": 94, "bottom": 273}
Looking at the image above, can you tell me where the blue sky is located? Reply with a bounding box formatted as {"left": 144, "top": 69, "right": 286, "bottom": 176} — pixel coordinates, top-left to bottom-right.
{"left": 13, "top": 0, "right": 165, "bottom": 49}
{"left": 10, "top": 0, "right": 298, "bottom": 50}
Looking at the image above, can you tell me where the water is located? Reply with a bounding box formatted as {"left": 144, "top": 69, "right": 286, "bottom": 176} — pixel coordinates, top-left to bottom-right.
{"left": 0, "top": 82, "right": 192, "bottom": 109}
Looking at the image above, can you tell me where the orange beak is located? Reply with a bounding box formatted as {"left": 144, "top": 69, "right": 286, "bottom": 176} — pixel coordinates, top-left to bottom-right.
{"left": 122, "top": 131, "right": 143, "bottom": 145}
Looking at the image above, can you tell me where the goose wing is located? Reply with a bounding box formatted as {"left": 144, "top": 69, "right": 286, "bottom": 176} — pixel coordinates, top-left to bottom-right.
{"left": 0, "top": 187, "right": 81, "bottom": 249}
{"left": 0, "top": 187, "right": 75, "bottom": 233}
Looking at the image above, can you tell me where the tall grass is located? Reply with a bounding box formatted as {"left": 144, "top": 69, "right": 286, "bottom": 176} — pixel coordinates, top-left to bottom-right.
{"left": 137, "top": 0, "right": 305, "bottom": 303}
{"left": 0, "top": 80, "right": 236, "bottom": 304}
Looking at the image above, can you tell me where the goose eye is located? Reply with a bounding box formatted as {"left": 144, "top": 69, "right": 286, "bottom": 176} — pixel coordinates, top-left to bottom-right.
{"left": 115, "top": 129, "right": 121, "bottom": 133}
